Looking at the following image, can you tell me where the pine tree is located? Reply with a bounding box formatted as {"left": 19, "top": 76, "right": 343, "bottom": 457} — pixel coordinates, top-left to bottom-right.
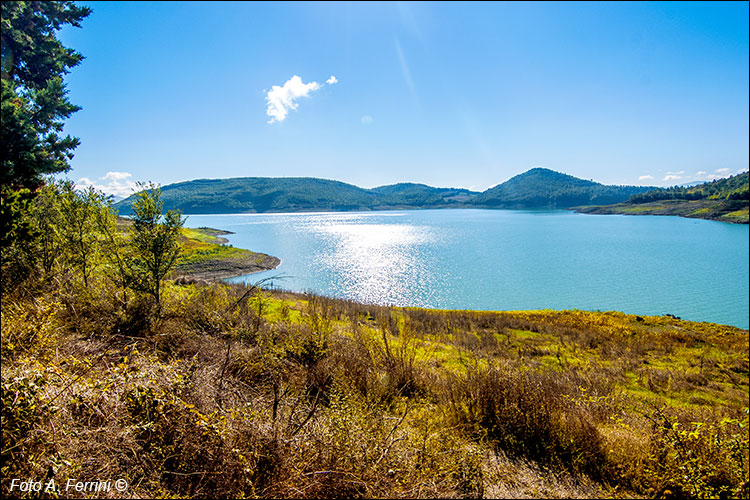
{"left": 1, "top": 1, "right": 90, "bottom": 287}
{"left": 1, "top": 1, "right": 91, "bottom": 189}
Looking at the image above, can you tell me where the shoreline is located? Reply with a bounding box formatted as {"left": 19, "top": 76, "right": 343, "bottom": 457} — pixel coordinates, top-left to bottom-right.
{"left": 177, "top": 253, "right": 281, "bottom": 281}
{"left": 573, "top": 199, "right": 749, "bottom": 224}
{"left": 175, "top": 226, "right": 281, "bottom": 281}
{"left": 180, "top": 203, "right": 748, "bottom": 224}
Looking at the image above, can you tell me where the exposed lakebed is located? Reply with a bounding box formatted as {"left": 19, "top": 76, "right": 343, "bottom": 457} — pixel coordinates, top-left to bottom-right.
{"left": 184, "top": 209, "right": 749, "bottom": 329}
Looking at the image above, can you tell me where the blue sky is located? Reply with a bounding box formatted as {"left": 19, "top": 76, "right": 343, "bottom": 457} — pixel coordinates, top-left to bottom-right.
{"left": 57, "top": 1, "right": 749, "bottom": 196}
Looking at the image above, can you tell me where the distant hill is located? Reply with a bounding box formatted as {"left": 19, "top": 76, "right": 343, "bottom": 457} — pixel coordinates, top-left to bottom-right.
{"left": 117, "top": 177, "right": 378, "bottom": 214}
{"left": 476, "top": 168, "right": 651, "bottom": 208}
{"left": 115, "top": 178, "right": 482, "bottom": 215}
{"left": 114, "top": 168, "right": 650, "bottom": 215}
{"left": 369, "top": 183, "right": 479, "bottom": 207}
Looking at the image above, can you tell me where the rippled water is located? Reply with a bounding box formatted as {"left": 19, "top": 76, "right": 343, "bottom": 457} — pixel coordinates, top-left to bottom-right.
{"left": 184, "top": 209, "right": 749, "bottom": 329}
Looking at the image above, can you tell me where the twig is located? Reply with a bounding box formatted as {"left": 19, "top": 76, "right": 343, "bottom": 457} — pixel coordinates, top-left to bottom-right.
{"left": 46, "top": 348, "right": 110, "bottom": 405}
{"left": 225, "top": 275, "right": 289, "bottom": 314}
{"left": 374, "top": 404, "right": 410, "bottom": 467}
{"left": 290, "top": 385, "right": 324, "bottom": 437}
{"left": 215, "top": 334, "right": 232, "bottom": 408}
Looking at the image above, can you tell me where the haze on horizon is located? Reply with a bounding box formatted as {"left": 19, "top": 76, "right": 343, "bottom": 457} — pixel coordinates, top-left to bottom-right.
{"left": 57, "top": 1, "right": 749, "bottom": 198}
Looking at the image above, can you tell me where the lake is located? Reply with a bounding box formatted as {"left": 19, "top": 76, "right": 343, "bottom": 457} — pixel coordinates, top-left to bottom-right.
{"left": 184, "top": 209, "right": 749, "bottom": 329}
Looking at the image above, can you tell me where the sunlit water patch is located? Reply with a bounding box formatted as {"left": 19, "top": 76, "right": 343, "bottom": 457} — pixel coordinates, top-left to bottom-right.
{"left": 311, "top": 222, "right": 438, "bottom": 306}
{"left": 184, "top": 210, "right": 749, "bottom": 329}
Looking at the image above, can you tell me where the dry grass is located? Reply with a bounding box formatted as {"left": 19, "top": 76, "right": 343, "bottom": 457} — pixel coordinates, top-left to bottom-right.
{"left": 2, "top": 278, "right": 748, "bottom": 498}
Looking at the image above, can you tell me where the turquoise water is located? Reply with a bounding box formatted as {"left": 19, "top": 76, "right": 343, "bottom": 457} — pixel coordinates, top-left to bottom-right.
{"left": 184, "top": 209, "right": 749, "bottom": 329}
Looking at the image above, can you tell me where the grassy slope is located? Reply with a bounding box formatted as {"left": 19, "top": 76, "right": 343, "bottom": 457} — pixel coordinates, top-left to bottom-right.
{"left": 2, "top": 279, "right": 748, "bottom": 499}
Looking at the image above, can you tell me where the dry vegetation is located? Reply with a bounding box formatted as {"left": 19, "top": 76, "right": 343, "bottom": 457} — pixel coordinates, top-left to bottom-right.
{"left": 2, "top": 273, "right": 748, "bottom": 498}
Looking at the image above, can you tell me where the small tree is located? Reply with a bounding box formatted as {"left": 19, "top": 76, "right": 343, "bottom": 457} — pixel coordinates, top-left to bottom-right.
{"left": 28, "top": 183, "right": 62, "bottom": 277}
{"left": 56, "top": 182, "right": 109, "bottom": 288}
{"left": 126, "top": 183, "right": 184, "bottom": 307}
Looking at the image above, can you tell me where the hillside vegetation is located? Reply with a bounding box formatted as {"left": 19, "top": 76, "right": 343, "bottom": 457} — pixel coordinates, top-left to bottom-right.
{"left": 114, "top": 168, "right": 649, "bottom": 215}
{"left": 576, "top": 172, "right": 749, "bottom": 224}
{"left": 3, "top": 279, "right": 748, "bottom": 498}
{"left": 629, "top": 172, "right": 749, "bottom": 204}
{"left": 475, "top": 168, "right": 651, "bottom": 208}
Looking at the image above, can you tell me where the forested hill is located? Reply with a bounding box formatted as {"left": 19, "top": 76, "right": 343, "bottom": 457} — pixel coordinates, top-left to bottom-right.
{"left": 368, "top": 183, "right": 479, "bottom": 207}
{"left": 123, "top": 177, "right": 380, "bottom": 214}
{"left": 114, "top": 168, "right": 650, "bottom": 214}
{"left": 476, "top": 168, "right": 652, "bottom": 208}
{"left": 628, "top": 171, "right": 749, "bottom": 203}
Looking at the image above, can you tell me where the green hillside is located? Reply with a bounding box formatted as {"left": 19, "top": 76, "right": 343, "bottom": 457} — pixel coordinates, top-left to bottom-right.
{"left": 476, "top": 168, "right": 651, "bottom": 208}
{"left": 118, "top": 177, "right": 379, "bottom": 214}
{"left": 370, "top": 183, "right": 479, "bottom": 207}
{"left": 114, "top": 169, "right": 746, "bottom": 223}
{"left": 629, "top": 171, "right": 749, "bottom": 203}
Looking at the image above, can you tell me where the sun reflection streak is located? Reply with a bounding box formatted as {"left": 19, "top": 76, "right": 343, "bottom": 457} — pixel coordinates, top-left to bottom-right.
{"left": 313, "top": 222, "right": 436, "bottom": 306}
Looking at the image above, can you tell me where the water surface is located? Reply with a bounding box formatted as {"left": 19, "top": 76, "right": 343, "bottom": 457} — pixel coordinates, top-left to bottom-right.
{"left": 184, "top": 209, "right": 749, "bottom": 329}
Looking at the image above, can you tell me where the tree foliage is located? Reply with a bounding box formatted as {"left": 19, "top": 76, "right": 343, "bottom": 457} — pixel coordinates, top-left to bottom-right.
{"left": 56, "top": 182, "right": 111, "bottom": 288}
{"left": 629, "top": 172, "right": 750, "bottom": 204}
{"left": 0, "top": 180, "right": 116, "bottom": 294}
{"left": 1, "top": 0, "right": 91, "bottom": 189}
{"left": 124, "top": 184, "right": 185, "bottom": 306}
{"left": 1, "top": 1, "right": 90, "bottom": 287}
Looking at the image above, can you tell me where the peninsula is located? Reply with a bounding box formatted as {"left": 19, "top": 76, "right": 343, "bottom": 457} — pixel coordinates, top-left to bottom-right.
{"left": 175, "top": 227, "right": 280, "bottom": 281}
{"left": 574, "top": 171, "right": 749, "bottom": 224}
{"left": 115, "top": 218, "right": 280, "bottom": 281}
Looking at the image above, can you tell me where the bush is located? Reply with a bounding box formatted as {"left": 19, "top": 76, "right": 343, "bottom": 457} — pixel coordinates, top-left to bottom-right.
{"left": 443, "top": 362, "right": 608, "bottom": 478}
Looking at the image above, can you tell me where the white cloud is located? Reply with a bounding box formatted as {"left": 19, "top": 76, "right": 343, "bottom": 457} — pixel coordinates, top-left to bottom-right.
{"left": 76, "top": 172, "right": 139, "bottom": 198}
{"left": 639, "top": 175, "right": 654, "bottom": 181}
{"left": 663, "top": 174, "right": 683, "bottom": 181}
{"left": 102, "top": 171, "right": 132, "bottom": 181}
{"left": 265, "top": 75, "right": 320, "bottom": 123}
{"left": 265, "top": 74, "right": 338, "bottom": 123}
{"left": 715, "top": 168, "right": 731, "bottom": 175}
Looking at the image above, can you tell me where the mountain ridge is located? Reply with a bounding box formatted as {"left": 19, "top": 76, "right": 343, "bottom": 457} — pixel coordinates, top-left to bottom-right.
{"left": 114, "top": 168, "right": 650, "bottom": 215}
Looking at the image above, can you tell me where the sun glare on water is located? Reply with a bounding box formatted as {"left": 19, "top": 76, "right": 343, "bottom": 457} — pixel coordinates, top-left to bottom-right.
{"left": 313, "top": 222, "right": 437, "bottom": 306}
